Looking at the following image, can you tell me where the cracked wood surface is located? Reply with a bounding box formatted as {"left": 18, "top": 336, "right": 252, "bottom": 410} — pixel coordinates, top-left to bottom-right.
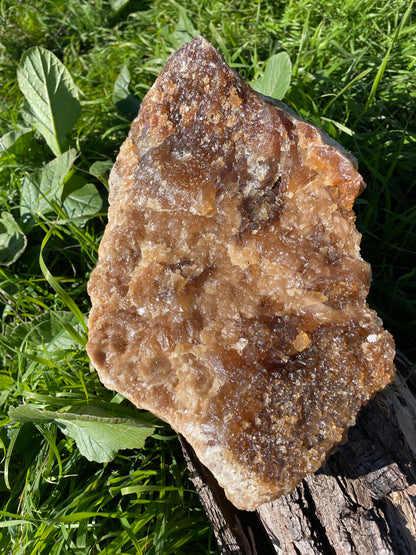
{"left": 181, "top": 352, "right": 416, "bottom": 554}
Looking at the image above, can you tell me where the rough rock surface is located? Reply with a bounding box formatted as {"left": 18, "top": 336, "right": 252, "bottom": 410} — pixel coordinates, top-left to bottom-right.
{"left": 87, "top": 36, "right": 396, "bottom": 511}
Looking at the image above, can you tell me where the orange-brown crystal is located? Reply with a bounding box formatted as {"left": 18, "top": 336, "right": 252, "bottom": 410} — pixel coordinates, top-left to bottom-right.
{"left": 87, "top": 36, "right": 396, "bottom": 511}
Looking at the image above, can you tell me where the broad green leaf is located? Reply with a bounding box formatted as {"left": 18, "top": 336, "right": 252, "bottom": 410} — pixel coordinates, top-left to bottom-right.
{"left": 113, "top": 65, "right": 141, "bottom": 118}
{"left": 0, "top": 127, "right": 37, "bottom": 187}
{"left": 0, "top": 374, "right": 14, "bottom": 391}
{"left": 0, "top": 212, "right": 27, "bottom": 266}
{"left": 169, "top": 6, "right": 200, "bottom": 50}
{"left": 20, "top": 149, "right": 78, "bottom": 226}
{"left": 251, "top": 52, "right": 292, "bottom": 100}
{"left": 89, "top": 160, "right": 113, "bottom": 185}
{"left": 62, "top": 176, "right": 104, "bottom": 224}
{"left": 0, "top": 373, "right": 14, "bottom": 406}
{"left": 17, "top": 46, "right": 81, "bottom": 156}
{"left": 57, "top": 418, "right": 153, "bottom": 463}
{"left": 5, "top": 311, "right": 82, "bottom": 352}
{"left": 0, "top": 335, "right": 58, "bottom": 368}
{"left": 112, "top": 65, "right": 131, "bottom": 104}
{"left": 0, "top": 127, "right": 34, "bottom": 157}
{"left": 110, "top": 0, "right": 130, "bottom": 12}
{"left": 9, "top": 405, "right": 155, "bottom": 463}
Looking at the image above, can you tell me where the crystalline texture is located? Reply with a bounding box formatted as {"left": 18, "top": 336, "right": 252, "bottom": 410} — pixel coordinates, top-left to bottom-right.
{"left": 87, "top": 37, "right": 396, "bottom": 511}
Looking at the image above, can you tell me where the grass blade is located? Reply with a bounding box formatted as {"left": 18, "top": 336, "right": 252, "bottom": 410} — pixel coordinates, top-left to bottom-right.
{"left": 39, "top": 226, "right": 88, "bottom": 336}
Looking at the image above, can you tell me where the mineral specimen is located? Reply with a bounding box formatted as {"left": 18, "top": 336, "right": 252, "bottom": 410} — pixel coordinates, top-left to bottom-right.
{"left": 87, "top": 36, "right": 396, "bottom": 511}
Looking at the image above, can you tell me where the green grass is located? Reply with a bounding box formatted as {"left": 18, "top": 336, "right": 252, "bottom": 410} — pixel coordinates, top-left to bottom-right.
{"left": 1, "top": 0, "right": 415, "bottom": 553}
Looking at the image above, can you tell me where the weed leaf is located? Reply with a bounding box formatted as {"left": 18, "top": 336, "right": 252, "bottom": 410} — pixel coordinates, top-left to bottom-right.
{"left": 169, "top": 6, "right": 200, "bottom": 49}
{"left": 62, "top": 177, "right": 104, "bottom": 224}
{"left": 20, "top": 149, "right": 78, "bottom": 226}
{"left": 89, "top": 160, "right": 113, "bottom": 185}
{"left": 0, "top": 128, "right": 36, "bottom": 186}
{"left": 5, "top": 311, "right": 82, "bottom": 352}
{"left": 17, "top": 47, "right": 81, "bottom": 156}
{"left": 58, "top": 418, "right": 154, "bottom": 463}
{"left": 110, "top": 0, "right": 130, "bottom": 12}
{"left": 0, "top": 127, "right": 34, "bottom": 157}
{"left": 9, "top": 405, "right": 155, "bottom": 463}
{"left": 0, "top": 374, "right": 14, "bottom": 391}
{"left": 251, "top": 52, "right": 292, "bottom": 100}
{"left": 0, "top": 212, "right": 27, "bottom": 266}
{"left": 113, "top": 65, "right": 141, "bottom": 118}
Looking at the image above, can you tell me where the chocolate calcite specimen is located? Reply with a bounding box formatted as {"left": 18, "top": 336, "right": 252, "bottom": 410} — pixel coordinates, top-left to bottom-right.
{"left": 87, "top": 36, "right": 396, "bottom": 511}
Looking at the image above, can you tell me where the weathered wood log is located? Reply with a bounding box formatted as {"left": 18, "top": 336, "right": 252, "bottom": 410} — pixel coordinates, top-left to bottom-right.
{"left": 180, "top": 436, "right": 277, "bottom": 554}
{"left": 181, "top": 352, "right": 416, "bottom": 554}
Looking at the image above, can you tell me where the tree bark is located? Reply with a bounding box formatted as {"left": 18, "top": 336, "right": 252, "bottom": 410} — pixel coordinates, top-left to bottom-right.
{"left": 180, "top": 352, "right": 416, "bottom": 554}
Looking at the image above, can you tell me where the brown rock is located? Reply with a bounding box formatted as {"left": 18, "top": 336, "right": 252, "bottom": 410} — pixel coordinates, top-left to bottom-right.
{"left": 86, "top": 36, "right": 396, "bottom": 511}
